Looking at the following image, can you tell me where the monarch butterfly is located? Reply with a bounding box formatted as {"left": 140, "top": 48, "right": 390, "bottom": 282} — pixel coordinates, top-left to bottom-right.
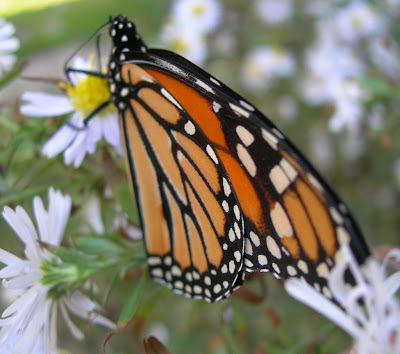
{"left": 77, "top": 15, "right": 371, "bottom": 302}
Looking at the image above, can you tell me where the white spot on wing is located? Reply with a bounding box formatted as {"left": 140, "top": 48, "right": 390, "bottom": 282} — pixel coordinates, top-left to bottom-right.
{"left": 184, "top": 121, "right": 196, "bottom": 135}
{"left": 280, "top": 158, "right": 297, "bottom": 181}
{"left": 240, "top": 100, "right": 255, "bottom": 111}
{"left": 266, "top": 236, "right": 282, "bottom": 259}
{"left": 223, "top": 178, "right": 231, "bottom": 197}
{"left": 258, "top": 255, "right": 268, "bottom": 266}
{"left": 210, "top": 77, "right": 221, "bottom": 86}
{"left": 249, "top": 231, "right": 260, "bottom": 246}
{"left": 229, "top": 103, "right": 250, "bottom": 118}
{"left": 236, "top": 144, "right": 257, "bottom": 176}
{"left": 206, "top": 145, "right": 219, "bottom": 164}
{"left": 261, "top": 128, "right": 278, "bottom": 150}
{"left": 213, "top": 101, "right": 222, "bottom": 113}
{"left": 269, "top": 165, "right": 290, "bottom": 194}
{"left": 236, "top": 126, "right": 255, "bottom": 146}
{"left": 196, "top": 79, "right": 215, "bottom": 93}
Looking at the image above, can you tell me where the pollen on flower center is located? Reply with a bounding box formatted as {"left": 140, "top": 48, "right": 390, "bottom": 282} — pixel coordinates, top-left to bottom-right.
{"left": 64, "top": 74, "right": 112, "bottom": 118}
{"left": 172, "top": 39, "right": 188, "bottom": 53}
{"left": 193, "top": 4, "right": 205, "bottom": 16}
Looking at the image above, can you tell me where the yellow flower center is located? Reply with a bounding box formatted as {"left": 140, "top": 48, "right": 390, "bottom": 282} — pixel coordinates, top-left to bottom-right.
{"left": 61, "top": 71, "right": 112, "bottom": 118}
{"left": 172, "top": 39, "right": 188, "bottom": 53}
{"left": 193, "top": 4, "right": 205, "bottom": 16}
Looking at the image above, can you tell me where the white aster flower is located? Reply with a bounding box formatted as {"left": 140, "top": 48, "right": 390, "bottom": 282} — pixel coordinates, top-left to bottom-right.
{"left": 241, "top": 46, "right": 295, "bottom": 92}
{"left": 20, "top": 57, "right": 121, "bottom": 168}
{"left": 0, "top": 188, "right": 116, "bottom": 353}
{"left": 254, "top": 0, "right": 294, "bottom": 25}
{"left": 171, "top": 0, "right": 222, "bottom": 33}
{"left": 335, "top": 1, "right": 384, "bottom": 43}
{"left": 285, "top": 246, "right": 400, "bottom": 354}
{"left": 0, "top": 18, "right": 19, "bottom": 78}
{"left": 160, "top": 20, "right": 207, "bottom": 65}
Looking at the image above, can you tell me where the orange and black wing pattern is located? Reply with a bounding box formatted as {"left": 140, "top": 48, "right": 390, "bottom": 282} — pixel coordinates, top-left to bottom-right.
{"left": 107, "top": 15, "right": 370, "bottom": 302}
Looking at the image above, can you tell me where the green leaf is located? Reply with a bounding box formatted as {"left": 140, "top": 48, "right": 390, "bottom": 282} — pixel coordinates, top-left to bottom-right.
{"left": 0, "top": 185, "right": 56, "bottom": 207}
{"left": 118, "top": 267, "right": 148, "bottom": 326}
{"left": 55, "top": 247, "right": 100, "bottom": 268}
{"left": 75, "top": 236, "right": 125, "bottom": 254}
{"left": 114, "top": 184, "right": 140, "bottom": 225}
{"left": 0, "top": 62, "right": 25, "bottom": 89}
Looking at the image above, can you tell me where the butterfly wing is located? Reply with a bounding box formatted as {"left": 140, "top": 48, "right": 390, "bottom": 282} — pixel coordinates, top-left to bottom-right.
{"left": 108, "top": 16, "right": 370, "bottom": 301}
{"left": 116, "top": 61, "right": 245, "bottom": 302}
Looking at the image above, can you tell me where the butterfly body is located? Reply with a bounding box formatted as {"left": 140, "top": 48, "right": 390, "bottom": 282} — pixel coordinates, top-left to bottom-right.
{"left": 107, "top": 15, "right": 370, "bottom": 302}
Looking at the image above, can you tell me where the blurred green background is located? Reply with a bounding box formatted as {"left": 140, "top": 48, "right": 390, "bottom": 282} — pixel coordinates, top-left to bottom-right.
{"left": 0, "top": 0, "right": 399, "bottom": 353}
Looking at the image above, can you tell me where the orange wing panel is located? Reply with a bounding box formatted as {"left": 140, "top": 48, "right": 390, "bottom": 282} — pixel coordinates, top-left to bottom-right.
{"left": 185, "top": 182, "right": 223, "bottom": 270}
{"left": 121, "top": 109, "right": 170, "bottom": 256}
{"left": 178, "top": 150, "right": 225, "bottom": 237}
{"left": 216, "top": 148, "right": 264, "bottom": 231}
{"left": 296, "top": 180, "right": 337, "bottom": 258}
{"left": 283, "top": 189, "right": 319, "bottom": 262}
{"left": 163, "top": 184, "right": 191, "bottom": 269}
{"left": 173, "top": 131, "right": 220, "bottom": 194}
{"left": 139, "top": 87, "right": 181, "bottom": 124}
{"left": 144, "top": 68, "right": 228, "bottom": 150}
{"left": 131, "top": 99, "right": 187, "bottom": 204}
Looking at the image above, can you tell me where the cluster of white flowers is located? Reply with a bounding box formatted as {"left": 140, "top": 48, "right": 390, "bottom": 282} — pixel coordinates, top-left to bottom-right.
{"left": 159, "top": 0, "right": 221, "bottom": 64}
{"left": 0, "top": 18, "right": 19, "bottom": 78}
{"left": 0, "top": 188, "right": 116, "bottom": 353}
{"left": 285, "top": 246, "right": 400, "bottom": 354}
{"left": 300, "top": 0, "right": 398, "bottom": 133}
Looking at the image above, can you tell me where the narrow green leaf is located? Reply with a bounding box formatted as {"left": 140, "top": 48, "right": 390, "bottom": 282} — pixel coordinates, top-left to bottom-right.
{"left": 0, "top": 185, "right": 58, "bottom": 207}
{"left": 220, "top": 325, "right": 243, "bottom": 354}
{"left": 114, "top": 184, "right": 140, "bottom": 226}
{"left": 75, "top": 236, "right": 125, "bottom": 254}
{"left": 118, "top": 267, "right": 148, "bottom": 326}
{"left": 55, "top": 247, "right": 99, "bottom": 267}
{"left": 0, "top": 62, "right": 25, "bottom": 89}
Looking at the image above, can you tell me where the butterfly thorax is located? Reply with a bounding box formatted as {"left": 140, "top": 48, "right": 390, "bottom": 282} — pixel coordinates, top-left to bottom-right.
{"left": 108, "top": 15, "right": 148, "bottom": 109}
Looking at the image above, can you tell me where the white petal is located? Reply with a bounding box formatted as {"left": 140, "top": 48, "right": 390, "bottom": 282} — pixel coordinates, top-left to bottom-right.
{"left": 0, "top": 260, "right": 30, "bottom": 278}
{"left": 3, "top": 271, "right": 41, "bottom": 290}
{"left": 0, "top": 22, "right": 15, "bottom": 39}
{"left": 47, "top": 189, "right": 71, "bottom": 246}
{"left": 1, "top": 285, "right": 36, "bottom": 318}
{"left": 83, "top": 195, "right": 104, "bottom": 234}
{"left": 59, "top": 300, "right": 84, "bottom": 340}
{"left": 33, "top": 196, "right": 49, "bottom": 244}
{"left": 2, "top": 206, "right": 40, "bottom": 262}
{"left": 0, "top": 248, "right": 22, "bottom": 266}
{"left": 62, "top": 130, "right": 88, "bottom": 167}
{"left": 0, "top": 37, "right": 19, "bottom": 52}
{"left": 20, "top": 92, "right": 74, "bottom": 117}
{"left": 285, "top": 278, "right": 361, "bottom": 337}
{"left": 101, "top": 113, "right": 122, "bottom": 154}
{"left": 42, "top": 124, "right": 77, "bottom": 158}
{"left": 64, "top": 291, "right": 116, "bottom": 330}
